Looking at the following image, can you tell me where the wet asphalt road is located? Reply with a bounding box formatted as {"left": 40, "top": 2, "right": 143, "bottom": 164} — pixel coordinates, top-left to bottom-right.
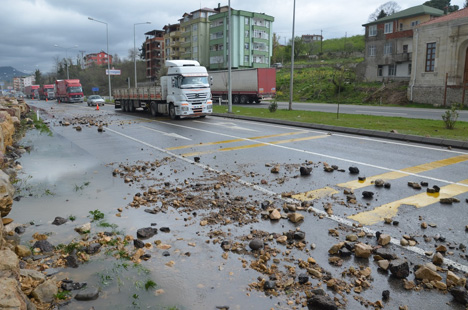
{"left": 11, "top": 99, "right": 468, "bottom": 309}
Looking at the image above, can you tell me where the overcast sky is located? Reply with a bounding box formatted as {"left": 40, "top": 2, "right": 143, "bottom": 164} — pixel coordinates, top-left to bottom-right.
{"left": 0, "top": 0, "right": 463, "bottom": 75}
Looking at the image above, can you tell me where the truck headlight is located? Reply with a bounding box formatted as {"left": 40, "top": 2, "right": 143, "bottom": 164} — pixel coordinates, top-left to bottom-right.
{"left": 181, "top": 106, "right": 189, "bottom": 111}
{"left": 207, "top": 104, "right": 212, "bottom": 110}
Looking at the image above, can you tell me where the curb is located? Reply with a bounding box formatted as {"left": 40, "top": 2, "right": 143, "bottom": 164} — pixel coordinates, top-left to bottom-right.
{"left": 211, "top": 113, "right": 468, "bottom": 150}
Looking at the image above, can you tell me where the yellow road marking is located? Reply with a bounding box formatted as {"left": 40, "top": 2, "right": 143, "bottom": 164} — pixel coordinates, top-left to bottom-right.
{"left": 181, "top": 135, "right": 329, "bottom": 157}
{"left": 348, "top": 179, "right": 468, "bottom": 225}
{"left": 292, "top": 187, "right": 339, "bottom": 201}
{"left": 338, "top": 154, "right": 468, "bottom": 190}
{"left": 166, "top": 131, "right": 307, "bottom": 151}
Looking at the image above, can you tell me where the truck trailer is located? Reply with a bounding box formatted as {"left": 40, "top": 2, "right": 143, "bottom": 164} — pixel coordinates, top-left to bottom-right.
{"left": 39, "top": 84, "right": 55, "bottom": 100}
{"left": 114, "top": 60, "right": 212, "bottom": 119}
{"left": 209, "top": 68, "right": 276, "bottom": 104}
{"left": 24, "top": 85, "right": 40, "bottom": 99}
{"left": 55, "top": 79, "right": 84, "bottom": 103}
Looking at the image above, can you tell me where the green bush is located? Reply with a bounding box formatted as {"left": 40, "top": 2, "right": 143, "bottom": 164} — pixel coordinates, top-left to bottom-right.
{"left": 442, "top": 104, "right": 460, "bottom": 129}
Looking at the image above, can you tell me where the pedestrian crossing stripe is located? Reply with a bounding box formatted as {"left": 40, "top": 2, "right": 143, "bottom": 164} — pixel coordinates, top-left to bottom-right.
{"left": 166, "top": 131, "right": 308, "bottom": 151}
{"left": 291, "top": 187, "right": 339, "bottom": 201}
{"left": 337, "top": 154, "right": 468, "bottom": 190}
{"left": 348, "top": 179, "right": 468, "bottom": 225}
{"left": 180, "top": 134, "right": 329, "bottom": 157}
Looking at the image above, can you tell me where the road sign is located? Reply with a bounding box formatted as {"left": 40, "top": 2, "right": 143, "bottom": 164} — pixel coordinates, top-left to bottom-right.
{"left": 92, "top": 87, "right": 99, "bottom": 92}
{"left": 106, "top": 69, "right": 121, "bottom": 75}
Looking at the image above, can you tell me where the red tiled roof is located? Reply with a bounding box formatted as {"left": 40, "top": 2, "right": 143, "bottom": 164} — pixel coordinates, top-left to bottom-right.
{"left": 420, "top": 7, "right": 468, "bottom": 26}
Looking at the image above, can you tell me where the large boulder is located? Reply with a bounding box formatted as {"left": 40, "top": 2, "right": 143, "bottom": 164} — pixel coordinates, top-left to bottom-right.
{"left": 0, "top": 277, "right": 31, "bottom": 310}
{"left": 0, "top": 248, "right": 19, "bottom": 279}
{"left": 31, "top": 279, "right": 58, "bottom": 304}
{"left": 0, "top": 169, "right": 15, "bottom": 218}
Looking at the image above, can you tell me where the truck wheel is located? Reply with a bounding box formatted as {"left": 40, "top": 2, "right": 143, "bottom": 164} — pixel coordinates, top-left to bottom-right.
{"left": 233, "top": 95, "right": 239, "bottom": 104}
{"left": 150, "top": 102, "right": 158, "bottom": 117}
{"left": 123, "top": 100, "right": 128, "bottom": 112}
{"left": 169, "top": 103, "right": 179, "bottom": 120}
{"left": 255, "top": 98, "right": 261, "bottom": 104}
{"left": 248, "top": 97, "right": 254, "bottom": 104}
{"left": 128, "top": 101, "right": 134, "bottom": 112}
{"left": 240, "top": 95, "right": 248, "bottom": 104}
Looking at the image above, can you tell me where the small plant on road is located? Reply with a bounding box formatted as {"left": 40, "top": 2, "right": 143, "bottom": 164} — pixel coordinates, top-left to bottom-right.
{"left": 89, "top": 209, "right": 104, "bottom": 221}
{"left": 442, "top": 103, "right": 460, "bottom": 129}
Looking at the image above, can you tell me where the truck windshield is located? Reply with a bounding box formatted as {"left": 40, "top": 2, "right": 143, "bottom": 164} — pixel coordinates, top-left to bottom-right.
{"left": 180, "top": 76, "right": 209, "bottom": 89}
{"left": 67, "top": 87, "right": 83, "bottom": 93}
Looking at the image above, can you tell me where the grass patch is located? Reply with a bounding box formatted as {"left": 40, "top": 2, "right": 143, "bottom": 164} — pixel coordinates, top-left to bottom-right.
{"left": 89, "top": 210, "right": 105, "bottom": 222}
{"left": 213, "top": 105, "right": 468, "bottom": 141}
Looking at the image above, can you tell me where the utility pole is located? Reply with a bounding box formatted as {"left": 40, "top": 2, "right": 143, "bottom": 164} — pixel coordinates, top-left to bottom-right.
{"left": 320, "top": 30, "right": 323, "bottom": 54}
{"left": 79, "top": 50, "right": 86, "bottom": 69}
{"left": 289, "top": 0, "right": 296, "bottom": 111}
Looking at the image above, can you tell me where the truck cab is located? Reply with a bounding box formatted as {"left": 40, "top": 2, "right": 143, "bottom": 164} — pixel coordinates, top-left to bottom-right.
{"left": 162, "top": 60, "right": 212, "bottom": 119}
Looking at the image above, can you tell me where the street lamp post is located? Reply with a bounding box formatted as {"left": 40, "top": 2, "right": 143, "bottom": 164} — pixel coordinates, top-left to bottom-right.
{"left": 54, "top": 44, "right": 78, "bottom": 79}
{"left": 134, "top": 22, "right": 151, "bottom": 88}
{"left": 88, "top": 17, "right": 112, "bottom": 101}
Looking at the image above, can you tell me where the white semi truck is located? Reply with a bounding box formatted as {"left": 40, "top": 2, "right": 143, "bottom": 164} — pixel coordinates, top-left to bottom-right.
{"left": 113, "top": 60, "right": 212, "bottom": 119}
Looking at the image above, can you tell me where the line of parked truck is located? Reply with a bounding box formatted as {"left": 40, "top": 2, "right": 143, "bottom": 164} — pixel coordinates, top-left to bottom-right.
{"left": 23, "top": 79, "right": 85, "bottom": 103}
{"left": 20, "top": 60, "right": 276, "bottom": 120}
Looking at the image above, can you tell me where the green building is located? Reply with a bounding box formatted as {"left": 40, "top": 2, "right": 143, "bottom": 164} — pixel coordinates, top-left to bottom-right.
{"left": 179, "top": 8, "right": 217, "bottom": 67}
{"left": 208, "top": 6, "right": 274, "bottom": 70}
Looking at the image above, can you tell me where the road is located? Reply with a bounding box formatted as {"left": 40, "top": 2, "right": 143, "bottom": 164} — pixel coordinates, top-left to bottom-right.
{"left": 237, "top": 101, "right": 468, "bottom": 122}
{"left": 11, "top": 100, "right": 468, "bottom": 310}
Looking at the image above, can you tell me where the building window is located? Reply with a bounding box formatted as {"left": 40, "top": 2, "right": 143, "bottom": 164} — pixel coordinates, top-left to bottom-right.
{"left": 368, "top": 45, "right": 376, "bottom": 57}
{"left": 245, "top": 43, "right": 249, "bottom": 49}
{"left": 244, "top": 55, "right": 249, "bottom": 63}
{"left": 378, "top": 65, "right": 383, "bottom": 77}
{"left": 245, "top": 18, "right": 249, "bottom": 25}
{"left": 193, "top": 35, "right": 198, "bottom": 42}
{"left": 369, "top": 25, "right": 377, "bottom": 36}
{"left": 425, "top": 42, "right": 436, "bottom": 72}
{"left": 408, "top": 63, "right": 412, "bottom": 75}
{"left": 384, "top": 42, "right": 392, "bottom": 55}
{"left": 192, "top": 24, "right": 198, "bottom": 31}
{"left": 388, "top": 65, "right": 396, "bottom": 76}
{"left": 193, "top": 46, "right": 198, "bottom": 53}
{"left": 411, "top": 20, "right": 419, "bottom": 27}
{"left": 384, "top": 22, "right": 393, "bottom": 34}
{"left": 403, "top": 44, "right": 408, "bottom": 53}
{"left": 245, "top": 30, "right": 249, "bottom": 37}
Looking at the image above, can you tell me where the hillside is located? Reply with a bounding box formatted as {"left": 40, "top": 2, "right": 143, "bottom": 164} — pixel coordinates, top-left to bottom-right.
{"left": 0, "top": 66, "right": 27, "bottom": 82}
{"left": 275, "top": 58, "right": 409, "bottom": 105}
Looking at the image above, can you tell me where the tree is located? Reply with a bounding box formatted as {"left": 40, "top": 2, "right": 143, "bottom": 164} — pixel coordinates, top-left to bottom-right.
{"left": 464, "top": 0, "right": 468, "bottom": 8}
{"left": 289, "top": 36, "right": 308, "bottom": 58}
{"left": 423, "top": 0, "right": 459, "bottom": 12}
{"left": 368, "top": 1, "right": 401, "bottom": 21}
{"left": 34, "top": 69, "right": 43, "bottom": 86}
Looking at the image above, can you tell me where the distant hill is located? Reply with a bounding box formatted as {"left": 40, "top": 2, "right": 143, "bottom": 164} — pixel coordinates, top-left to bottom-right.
{"left": 0, "top": 67, "right": 28, "bottom": 82}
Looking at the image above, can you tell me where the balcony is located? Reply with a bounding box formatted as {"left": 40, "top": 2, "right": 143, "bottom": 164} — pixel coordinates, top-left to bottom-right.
{"left": 394, "top": 52, "right": 412, "bottom": 63}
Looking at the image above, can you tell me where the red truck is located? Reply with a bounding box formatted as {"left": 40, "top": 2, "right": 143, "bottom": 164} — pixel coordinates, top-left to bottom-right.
{"left": 24, "top": 85, "right": 40, "bottom": 99}
{"left": 209, "top": 68, "right": 276, "bottom": 104}
{"left": 39, "top": 84, "right": 55, "bottom": 100}
{"left": 55, "top": 79, "right": 84, "bottom": 103}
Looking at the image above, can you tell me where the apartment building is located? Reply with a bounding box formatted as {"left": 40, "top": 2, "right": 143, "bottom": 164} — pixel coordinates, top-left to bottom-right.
{"left": 84, "top": 51, "right": 113, "bottom": 68}
{"left": 163, "top": 24, "right": 181, "bottom": 61}
{"left": 179, "top": 8, "right": 216, "bottom": 67}
{"left": 144, "top": 30, "right": 165, "bottom": 80}
{"left": 208, "top": 6, "right": 274, "bottom": 70}
{"left": 361, "top": 5, "right": 444, "bottom": 82}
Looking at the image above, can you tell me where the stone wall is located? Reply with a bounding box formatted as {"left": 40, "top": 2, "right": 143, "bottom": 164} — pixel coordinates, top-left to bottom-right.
{"left": 0, "top": 97, "right": 34, "bottom": 310}
{"left": 409, "top": 85, "right": 465, "bottom": 106}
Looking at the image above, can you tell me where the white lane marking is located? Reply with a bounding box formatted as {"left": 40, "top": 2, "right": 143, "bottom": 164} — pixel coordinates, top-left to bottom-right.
{"left": 105, "top": 126, "right": 468, "bottom": 274}
{"left": 141, "top": 126, "right": 192, "bottom": 141}
{"left": 192, "top": 120, "right": 258, "bottom": 132}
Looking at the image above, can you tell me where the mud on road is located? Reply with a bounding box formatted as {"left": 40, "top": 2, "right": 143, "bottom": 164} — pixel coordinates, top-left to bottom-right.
{"left": 7, "top": 106, "right": 468, "bottom": 310}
